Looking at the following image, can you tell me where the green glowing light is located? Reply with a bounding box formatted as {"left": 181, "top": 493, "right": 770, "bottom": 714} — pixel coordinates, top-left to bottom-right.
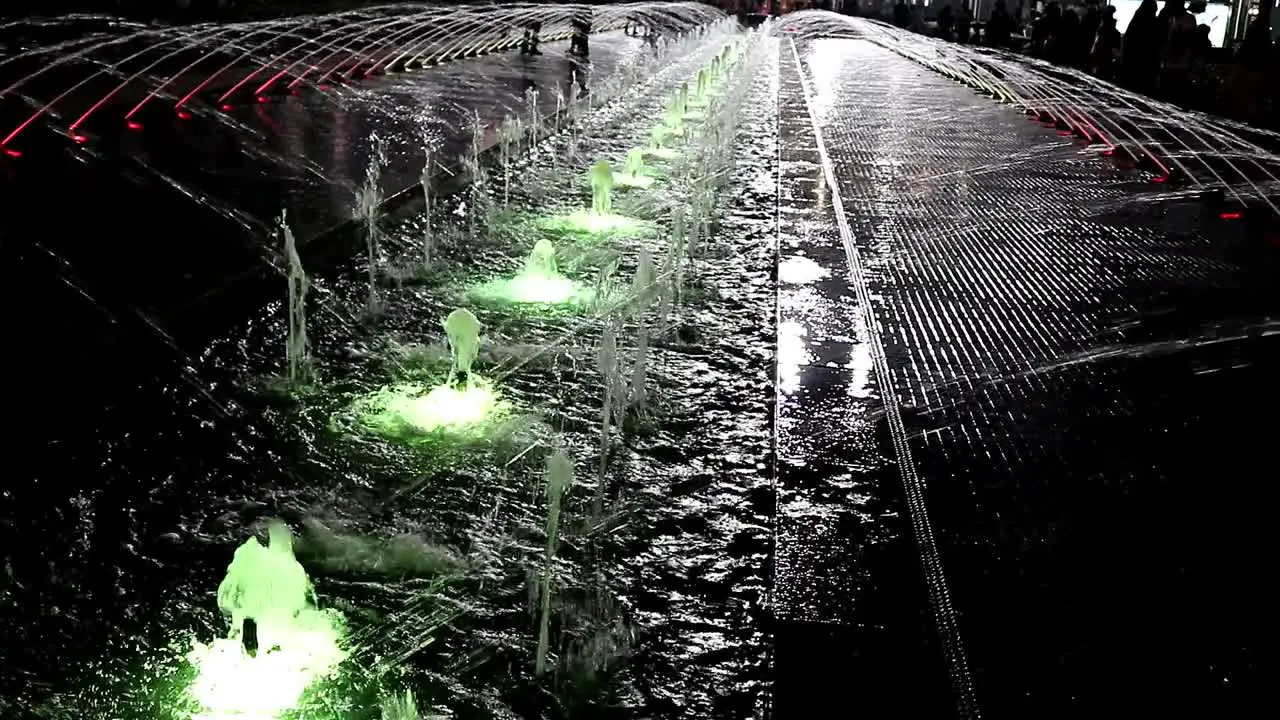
{"left": 186, "top": 610, "right": 346, "bottom": 719}
{"left": 471, "top": 272, "right": 594, "bottom": 306}
{"left": 193, "top": 524, "right": 346, "bottom": 719}
{"left": 535, "top": 210, "right": 653, "bottom": 239}
{"left": 612, "top": 171, "right": 655, "bottom": 188}
{"left": 353, "top": 380, "right": 509, "bottom": 440}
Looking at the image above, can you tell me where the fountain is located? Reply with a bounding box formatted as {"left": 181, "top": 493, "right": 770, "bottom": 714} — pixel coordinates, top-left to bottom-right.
{"left": 187, "top": 520, "right": 346, "bottom": 718}
{"left": 347, "top": 309, "right": 507, "bottom": 440}
{"left": 535, "top": 159, "right": 653, "bottom": 238}
{"left": 613, "top": 147, "right": 656, "bottom": 188}
{"left": 646, "top": 124, "right": 680, "bottom": 161}
{"left": 420, "top": 147, "right": 434, "bottom": 271}
{"left": 593, "top": 321, "right": 625, "bottom": 513}
{"left": 627, "top": 248, "right": 656, "bottom": 417}
{"left": 355, "top": 135, "right": 388, "bottom": 316}
{"left": 663, "top": 95, "right": 686, "bottom": 136}
{"left": 536, "top": 450, "right": 574, "bottom": 677}
{"left": 692, "top": 67, "right": 711, "bottom": 106}
{"left": 591, "top": 159, "right": 614, "bottom": 215}
{"left": 469, "top": 238, "right": 594, "bottom": 307}
{"left": 1, "top": 14, "right": 785, "bottom": 719}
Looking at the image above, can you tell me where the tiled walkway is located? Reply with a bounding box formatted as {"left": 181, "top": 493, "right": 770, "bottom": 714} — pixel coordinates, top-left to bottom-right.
{"left": 774, "top": 36, "right": 1279, "bottom": 719}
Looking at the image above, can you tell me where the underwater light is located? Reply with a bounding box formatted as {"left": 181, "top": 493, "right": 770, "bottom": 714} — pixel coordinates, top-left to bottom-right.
{"left": 506, "top": 273, "right": 578, "bottom": 304}
{"left": 470, "top": 238, "right": 593, "bottom": 307}
{"left": 190, "top": 521, "right": 347, "bottom": 719}
{"left": 480, "top": 272, "right": 587, "bottom": 305}
{"left": 387, "top": 382, "right": 500, "bottom": 432}
{"left": 187, "top": 615, "right": 345, "bottom": 720}
{"left": 352, "top": 380, "right": 508, "bottom": 441}
{"left": 537, "top": 210, "right": 651, "bottom": 238}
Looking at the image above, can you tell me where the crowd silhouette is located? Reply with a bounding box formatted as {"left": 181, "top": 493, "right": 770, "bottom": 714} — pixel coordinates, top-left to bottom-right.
{"left": 877, "top": 0, "right": 1277, "bottom": 126}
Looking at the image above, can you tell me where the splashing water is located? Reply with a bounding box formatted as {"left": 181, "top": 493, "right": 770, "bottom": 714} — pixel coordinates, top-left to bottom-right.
{"left": 593, "top": 321, "right": 624, "bottom": 514}
{"left": 645, "top": 125, "right": 680, "bottom": 160}
{"left": 590, "top": 159, "right": 614, "bottom": 215}
{"left": 280, "top": 210, "right": 310, "bottom": 386}
{"left": 188, "top": 520, "right": 346, "bottom": 719}
{"left": 420, "top": 146, "right": 433, "bottom": 270}
{"left": 663, "top": 95, "right": 686, "bottom": 136}
{"left": 444, "top": 307, "right": 481, "bottom": 385}
{"left": 624, "top": 148, "right": 645, "bottom": 177}
{"left": 345, "top": 309, "right": 510, "bottom": 440}
{"left": 534, "top": 155, "right": 654, "bottom": 238}
{"left": 355, "top": 135, "right": 388, "bottom": 315}
{"left": 536, "top": 450, "right": 574, "bottom": 677}
{"left": 470, "top": 238, "right": 593, "bottom": 306}
{"left": 614, "top": 147, "right": 655, "bottom": 188}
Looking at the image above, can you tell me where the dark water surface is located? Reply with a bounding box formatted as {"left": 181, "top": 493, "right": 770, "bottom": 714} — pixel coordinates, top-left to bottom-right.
{"left": 9, "top": 21, "right": 1279, "bottom": 720}
{"left": 2, "top": 24, "right": 771, "bottom": 720}
{"left": 0, "top": 31, "right": 644, "bottom": 333}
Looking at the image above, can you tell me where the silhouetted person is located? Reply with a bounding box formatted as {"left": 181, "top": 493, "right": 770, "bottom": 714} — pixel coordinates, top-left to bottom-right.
{"left": 1031, "top": 2, "right": 1061, "bottom": 56}
{"left": 1226, "top": 10, "right": 1272, "bottom": 122}
{"left": 1090, "top": 15, "right": 1122, "bottom": 79}
{"left": 1045, "top": 8, "right": 1079, "bottom": 64}
{"left": 1158, "top": 0, "right": 1196, "bottom": 100}
{"left": 1078, "top": 1, "right": 1102, "bottom": 66}
{"left": 986, "top": 0, "right": 1014, "bottom": 47}
{"left": 893, "top": 0, "right": 911, "bottom": 28}
{"left": 937, "top": 4, "right": 955, "bottom": 40}
{"left": 569, "top": 12, "right": 591, "bottom": 57}
{"left": 1192, "top": 24, "right": 1211, "bottom": 56}
{"left": 956, "top": 1, "right": 974, "bottom": 43}
{"left": 520, "top": 20, "right": 542, "bottom": 56}
{"left": 1120, "top": 0, "right": 1159, "bottom": 91}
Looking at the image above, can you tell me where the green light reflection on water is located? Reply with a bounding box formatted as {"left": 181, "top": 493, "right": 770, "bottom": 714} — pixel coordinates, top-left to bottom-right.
{"left": 533, "top": 210, "right": 654, "bottom": 240}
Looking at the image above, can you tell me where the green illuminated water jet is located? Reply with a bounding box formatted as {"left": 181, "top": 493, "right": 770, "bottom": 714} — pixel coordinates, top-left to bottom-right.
{"left": 347, "top": 309, "right": 509, "bottom": 441}
{"left": 590, "top": 159, "right": 613, "bottom": 215}
{"left": 188, "top": 520, "right": 346, "bottom": 719}
{"left": 535, "top": 160, "right": 653, "bottom": 239}
{"left": 613, "top": 148, "right": 655, "bottom": 189}
{"left": 645, "top": 126, "right": 680, "bottom": 161}
{"left": 663, "top": 96, "right": 686, "bottom": 137}
{"left": 469, "top": 238, "right": 593, "bottom": 307}
{"left": 445, "top": 307, "right": 481, "bottom": 386}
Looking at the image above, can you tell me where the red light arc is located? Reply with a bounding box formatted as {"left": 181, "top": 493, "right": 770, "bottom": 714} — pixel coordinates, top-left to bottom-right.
{"left": 125, "top": 17, "right": 302, "bottom": 124}
{"left": 70, "top": 26, "right": 241, "bottom": 135}
{"left": 265, "top": 15, "right": 423, "bottom": 96}
{"left": 0, "top": 5, "right": 1262, "bottom": 216}
{"left": 1, "top": 32, "right": 191, "bottom": 148}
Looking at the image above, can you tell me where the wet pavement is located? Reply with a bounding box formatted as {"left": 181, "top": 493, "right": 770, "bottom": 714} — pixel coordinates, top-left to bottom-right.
{"left": 0, "top": 32, "right": 645, "bottom": 330}
{"left": 1, "top": 31, "right": 653, "bottom": 415}
{"left": 772, "top": 39, "right": 953, "bottom": 718}
{"left": 774, "top": 36, "right": 1280, "bottom": 718}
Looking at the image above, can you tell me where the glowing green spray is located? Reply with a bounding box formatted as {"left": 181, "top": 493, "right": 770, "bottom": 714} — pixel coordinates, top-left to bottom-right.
{"left": 624, "top": 147, "right": 645, "bottom": 178}
{"left": 536, "top": 450, "right": 574, "bottom": 677}
{"left": 444, "top": 308, "right": 481, "bottom": 386}
{"left": 590, "top": 160, "right": 614, "bottom": 215}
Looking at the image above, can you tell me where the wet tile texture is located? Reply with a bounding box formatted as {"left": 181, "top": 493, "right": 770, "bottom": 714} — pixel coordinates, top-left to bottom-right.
{"left": 775, "top": 36, "right": 1280, "bottom": 719}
